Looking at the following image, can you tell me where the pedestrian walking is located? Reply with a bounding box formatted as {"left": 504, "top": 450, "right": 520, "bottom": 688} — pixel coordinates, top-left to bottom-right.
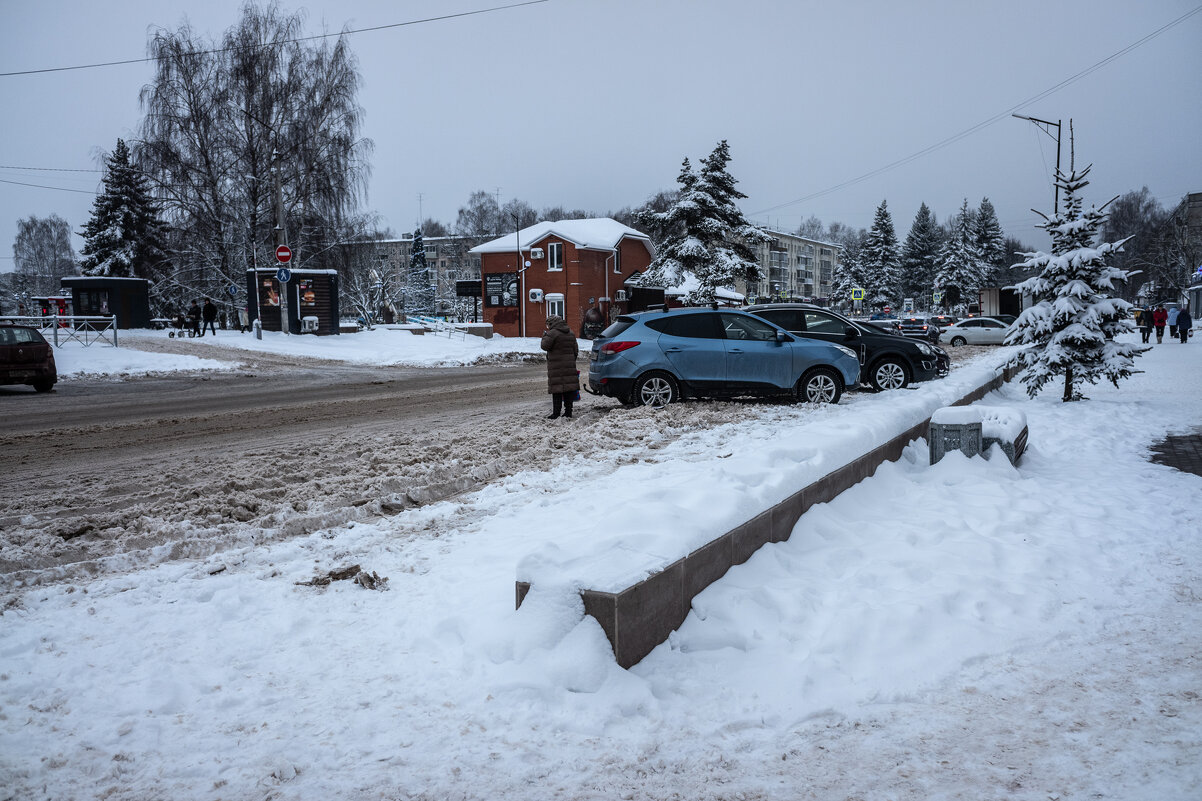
{"left": 1139, "top": 307, "right": 1154, "bottom": 344}
{"left": 1153, "top": 305, "right": 1168, "bottom": 343}
{"left": 1177, "top": 306, "right": 1192, "bottom": 344}
{"left": 1167, "top": 305, "right": 1180, "bottom": 339}
{"left": 238, "top": 305, "right": 249, "bottom": 333}
{"left": 186, "top": 300, "right": 202, "bottom": 338}
{"left": 201, "top": 298, "right": 218, "bottom": 336}
{"left": 541, "top": 314, "right": 579, "bottom": 419}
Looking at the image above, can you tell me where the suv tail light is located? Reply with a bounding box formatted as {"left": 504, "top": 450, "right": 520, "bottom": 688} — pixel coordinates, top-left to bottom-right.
{"left": 600, "top": 341, "right": 639, "bottom": 355}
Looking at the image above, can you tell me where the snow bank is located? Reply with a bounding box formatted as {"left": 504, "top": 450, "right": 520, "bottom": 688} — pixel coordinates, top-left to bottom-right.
{"left": 52, "top": 341, "right": 237, "bottom": 376}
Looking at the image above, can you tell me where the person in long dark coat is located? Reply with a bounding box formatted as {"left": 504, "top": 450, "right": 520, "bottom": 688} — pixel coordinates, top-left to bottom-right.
{"left": 540, "top": 314, "right": 579, "bottom": 419}
{"left": 1177, "top": 306, "right": 1192, "bottom": 343}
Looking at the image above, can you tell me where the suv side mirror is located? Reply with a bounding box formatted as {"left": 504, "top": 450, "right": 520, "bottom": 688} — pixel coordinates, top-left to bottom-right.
{"left": 844, "top": 326, "right": 860, "bottom": 340}
{"left": 775, "top": 330, "right": 792, "bottom": 343}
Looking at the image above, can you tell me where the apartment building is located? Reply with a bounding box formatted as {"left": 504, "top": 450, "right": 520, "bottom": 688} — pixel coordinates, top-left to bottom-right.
{"left": 737, "top": 229, "right": 841, "bottom": 304}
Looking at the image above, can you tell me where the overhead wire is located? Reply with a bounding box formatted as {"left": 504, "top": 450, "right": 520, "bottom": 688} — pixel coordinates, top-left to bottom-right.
{"left": 749, "top": 3, "right": 1202, "bottom": 218}
{"left": 0, "top": 1, "right": 549, "bottom": 77}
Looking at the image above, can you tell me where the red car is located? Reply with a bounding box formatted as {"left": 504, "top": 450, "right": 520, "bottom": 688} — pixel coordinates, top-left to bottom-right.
{"left": 0, "top": 324, "right": 57, "bottom": 392}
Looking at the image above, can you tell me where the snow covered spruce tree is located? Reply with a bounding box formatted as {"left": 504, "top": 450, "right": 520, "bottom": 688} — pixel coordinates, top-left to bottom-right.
{"left": 405, "top": 227, "right": 436, "bottom": 317}
{"left": 934, "top": 199, "right": 984, "bottom": 310}
{"left": 901, "top": 202, "right": 941, "bottom": 304}
{"left": 638, "top": 140, "right": 769, "bottom": 305}
{"left": 973, "top": 197, "right": 1006, "bottom": 285}
{"left": 79, "top": 139, "right": 165, "bottom": 279}
{"left": 862, "top": 200, "right": 901, "bottom": 310}
{"left": 1005, "top": 153, "right": 1145, "bottom": 402}
{"left": 830, "top": 229, "right": 868, "bottom": 308}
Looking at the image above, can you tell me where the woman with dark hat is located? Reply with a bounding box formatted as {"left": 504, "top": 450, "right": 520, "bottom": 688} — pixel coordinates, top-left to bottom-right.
{"left": 540, "top": 314, "right": 579, "bottom": 419}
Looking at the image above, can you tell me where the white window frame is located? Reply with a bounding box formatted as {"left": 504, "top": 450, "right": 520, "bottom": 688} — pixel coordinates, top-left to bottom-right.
{"left": 546, "top": 293, "right": 565, "bottom": 319}
{"left": 548, "top": 242, "right": 564, "bottom": 272}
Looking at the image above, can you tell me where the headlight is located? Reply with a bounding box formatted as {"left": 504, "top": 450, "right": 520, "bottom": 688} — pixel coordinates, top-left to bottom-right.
{"left": 834, "top": 344, "right": 857, "bottom": 359}
{"left": 916, "top": 342, "right": 933, "bottom": 356}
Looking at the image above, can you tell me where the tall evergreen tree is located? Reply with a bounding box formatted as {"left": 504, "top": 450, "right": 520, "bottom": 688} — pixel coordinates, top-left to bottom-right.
{"left": 638, "top": 140, "right": 769, "bottom": 305}
{"left": 973, "top": 197, "right": 1006, "bottom": 286}
{"left": 901, "top": 202, "right": 941, "bottom": 306}
{"left": 830, "top": 229, "right": 869, "bottom": 307}
{"left": 862, "top": 200, "right": 901, "bottom": 309}
{"left": 1005, "top": 150, "right": 1145, "bottom": 402}
{"left": 934, "top": 199, "right": 984, "bottom": 310}
{"left": 79, "top": 139, "right": 165, "bottom": 279}
{"left": 405, "top": 227, "right": 436, "bottom": 316}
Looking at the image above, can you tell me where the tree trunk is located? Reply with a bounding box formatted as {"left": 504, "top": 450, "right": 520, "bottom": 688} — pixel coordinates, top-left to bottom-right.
{"left": 1062, "top": 365, "right": 1074, "bottom": 402}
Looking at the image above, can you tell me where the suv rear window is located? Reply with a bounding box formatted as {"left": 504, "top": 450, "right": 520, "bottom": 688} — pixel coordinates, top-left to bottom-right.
{"left": 600, "top": 317, "right": 636, "bottom": 338}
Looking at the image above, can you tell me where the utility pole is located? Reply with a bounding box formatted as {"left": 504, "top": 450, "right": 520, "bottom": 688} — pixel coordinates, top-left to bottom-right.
{"left": 1012, "top": 114, "right": 1062, "bottom": 214}
{"left": 273, "top": 147, "right": 290, "bottom": 335}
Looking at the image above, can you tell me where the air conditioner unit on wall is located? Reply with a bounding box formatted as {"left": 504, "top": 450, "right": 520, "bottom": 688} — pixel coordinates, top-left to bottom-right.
{"left": 529, "top": 288, "right": 544, "bottom": 302}
{"left": 615, "top": 289, "right": 628, "bottom": 302}
{"left": 529, "top": 248, "right": 544, "bottom": 260}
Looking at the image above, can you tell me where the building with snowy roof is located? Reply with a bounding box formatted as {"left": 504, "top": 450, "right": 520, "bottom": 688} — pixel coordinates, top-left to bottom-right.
{"left": 469, "top": 218, "right": 655, "bottom": 338}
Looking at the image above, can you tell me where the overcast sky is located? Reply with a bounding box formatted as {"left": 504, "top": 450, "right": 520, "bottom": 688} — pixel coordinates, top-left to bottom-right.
{"left": 2, "top": 0, "right": 1200, "bottom": 273}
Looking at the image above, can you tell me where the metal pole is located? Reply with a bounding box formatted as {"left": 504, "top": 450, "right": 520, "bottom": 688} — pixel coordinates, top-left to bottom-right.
{"left": 1012, "top": 114, "right": 1062, "bottom": 214}
{"left": 273, "top": 147, "right": 290, "bottom": 335}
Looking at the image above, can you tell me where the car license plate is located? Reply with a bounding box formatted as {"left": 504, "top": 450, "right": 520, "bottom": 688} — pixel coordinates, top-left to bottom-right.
{"left": 7, "top": 370, "right": 35, "bottom": 378}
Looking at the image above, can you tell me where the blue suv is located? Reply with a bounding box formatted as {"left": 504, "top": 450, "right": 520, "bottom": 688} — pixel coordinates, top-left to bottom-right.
{"left": 586, "top": 307, "right": 861, "bottom": 407}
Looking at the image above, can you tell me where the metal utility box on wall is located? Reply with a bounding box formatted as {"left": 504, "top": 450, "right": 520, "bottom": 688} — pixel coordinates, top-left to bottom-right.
{"left": 60, "top": 276, "right": 151, "bottom": 329}
{"left": 245, "top": 268, "right": 340, "bottom": 335}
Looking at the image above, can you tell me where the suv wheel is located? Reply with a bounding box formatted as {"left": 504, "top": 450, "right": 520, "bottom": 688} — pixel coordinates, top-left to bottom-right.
{"left": 797, "top": 367, "right": 842, "bottom": 404}
{"left": 632, "top": 371, "right": 679, "bottom": 408}
{"left": 869, "top": 358, "right": 909, "bottom": 391}
{"left": 950, "top": 336, "right": 967, "bottom": 347}
{"left": 33, "top": 379, "right": 55, "bottom": 393}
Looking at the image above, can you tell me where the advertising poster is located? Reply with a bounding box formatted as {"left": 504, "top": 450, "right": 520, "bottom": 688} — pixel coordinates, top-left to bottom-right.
{"left": 261, "top": 277, "right": 279, "bottom": 306}
{"left": 484, "top": 272, "right": 518, "bottom": 307}
{"left": 298, "top": 278, "right": 317, "bottom": 307}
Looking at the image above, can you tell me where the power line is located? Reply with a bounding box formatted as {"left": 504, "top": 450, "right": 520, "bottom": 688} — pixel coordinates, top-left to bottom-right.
{"left": 0, "top": 177, "right": 97, "bottom": 194}
{"left": 0, "top": 1, "right": 549, "bottom": 77}
{"left": 750, "top": 3, "right": 1202, "bottom": 217}
{"left": 0, "top": 165, "right": 102, "bottom": 172}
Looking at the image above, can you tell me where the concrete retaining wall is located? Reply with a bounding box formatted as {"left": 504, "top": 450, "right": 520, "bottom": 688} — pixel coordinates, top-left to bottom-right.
{"left": 517, "top": 367, "right": 1015, "bottom": 669}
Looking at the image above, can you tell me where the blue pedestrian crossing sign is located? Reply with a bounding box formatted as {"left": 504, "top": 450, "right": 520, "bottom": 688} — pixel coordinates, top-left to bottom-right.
{"left": 276, "top": 267, "right": 292, "bottom": 283}
{"left": 226, "top": 284, "right": 239, "bottom": 297}
{"left": 851, "top": 287, "right": 865, "bottom": 301}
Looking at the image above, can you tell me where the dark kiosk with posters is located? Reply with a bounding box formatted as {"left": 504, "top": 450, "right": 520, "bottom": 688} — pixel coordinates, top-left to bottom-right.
{"left": 245, "top": 268, "right": 340, "bottom": 335}
{"left": 60, "top": 276, "right": 151, "bottom": 329}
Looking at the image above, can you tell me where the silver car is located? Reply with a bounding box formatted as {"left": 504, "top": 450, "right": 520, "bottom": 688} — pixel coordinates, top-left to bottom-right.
{"left": 943, "top": 317, "right": 1012, "bottom": 346}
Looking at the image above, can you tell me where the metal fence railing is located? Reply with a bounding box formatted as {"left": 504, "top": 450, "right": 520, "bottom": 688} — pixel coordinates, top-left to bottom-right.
{"left": 0, "top": 315, "right": 119, "bottom": 347}
{"left": 408, "top": 315, "right": 468, "bottom": 341}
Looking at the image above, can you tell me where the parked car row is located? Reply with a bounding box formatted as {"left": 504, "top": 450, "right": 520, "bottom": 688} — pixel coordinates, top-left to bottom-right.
{"left": 586, "top": 303, "right": 953, "bottom": 408}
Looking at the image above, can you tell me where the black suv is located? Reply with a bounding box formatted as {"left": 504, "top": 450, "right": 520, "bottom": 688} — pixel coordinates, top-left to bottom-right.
{"left": 743, "top": 303, "right": 949, "bottom": 391}
{"left": 897, "top": 316, "right": 941, "bottom": 343}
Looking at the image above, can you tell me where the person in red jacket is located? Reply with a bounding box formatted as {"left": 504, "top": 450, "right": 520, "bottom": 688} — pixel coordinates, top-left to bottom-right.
{"left": 1152, "top": 305, "right": 1168, "bottom": 343}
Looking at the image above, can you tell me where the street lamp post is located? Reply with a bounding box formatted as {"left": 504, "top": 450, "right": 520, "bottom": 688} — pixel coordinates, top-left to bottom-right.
{"left": 1012, "top": 114, "right": 1062, "bottom": 214}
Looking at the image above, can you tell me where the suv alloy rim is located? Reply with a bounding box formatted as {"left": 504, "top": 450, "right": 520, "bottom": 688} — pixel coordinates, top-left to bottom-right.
{"left": 638, "top": 375, "right": 675, "bottom": 407}
{"left": 805, "top": 372, "right": 838, "bottom": 403}
{"left": 874, "top": 361, "right": 906, "bottom": 390}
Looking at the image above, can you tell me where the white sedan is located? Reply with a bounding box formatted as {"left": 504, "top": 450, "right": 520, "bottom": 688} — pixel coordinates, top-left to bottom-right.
{"left": 943, "top": 316, "right": 1012, "bottom": 346}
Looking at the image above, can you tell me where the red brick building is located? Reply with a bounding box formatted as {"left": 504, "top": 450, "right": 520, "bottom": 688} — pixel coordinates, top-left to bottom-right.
{"left": 469, "top": 218, "right": 654, "bottom": 338}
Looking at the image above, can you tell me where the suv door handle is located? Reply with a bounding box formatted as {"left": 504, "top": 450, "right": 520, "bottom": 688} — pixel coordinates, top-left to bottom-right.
{"left": 728, "top": 348, "right": 744, "bottom": 354}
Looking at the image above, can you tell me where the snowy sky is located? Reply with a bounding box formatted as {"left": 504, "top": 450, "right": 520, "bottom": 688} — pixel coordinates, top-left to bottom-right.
{"left": 2, "top": 0, "right": 1200, "bottom": 272}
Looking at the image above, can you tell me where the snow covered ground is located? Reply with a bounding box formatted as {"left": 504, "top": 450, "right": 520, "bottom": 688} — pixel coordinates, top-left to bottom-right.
{"left": 50, "top": 325, "right": 547, "bottom": 378}
{"left": 2, "top": 335, "right": 1199, "bottom": 800}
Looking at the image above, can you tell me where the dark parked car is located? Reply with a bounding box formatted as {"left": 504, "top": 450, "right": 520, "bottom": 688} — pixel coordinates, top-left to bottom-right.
{"left": 0, "top": 324, "right": 57, "bottom": 392}
{"left": 587, "top": 307, "right": 861, "bottom": 407}
{"left": 743, "top": 303, "right": 949, "bottom": 391}
{"left": 897, "top": 316, "right": 941, "bottom": 343}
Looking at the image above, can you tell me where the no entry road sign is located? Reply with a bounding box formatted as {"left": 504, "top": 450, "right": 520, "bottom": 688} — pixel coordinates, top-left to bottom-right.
{"left": 276, "top": 245, "right": 292, "bottom": 264}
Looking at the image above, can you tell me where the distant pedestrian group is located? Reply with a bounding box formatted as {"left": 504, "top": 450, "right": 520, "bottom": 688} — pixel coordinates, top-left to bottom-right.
{"left": 1141, "top": 304, "right": 1192, "bottom": 344}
